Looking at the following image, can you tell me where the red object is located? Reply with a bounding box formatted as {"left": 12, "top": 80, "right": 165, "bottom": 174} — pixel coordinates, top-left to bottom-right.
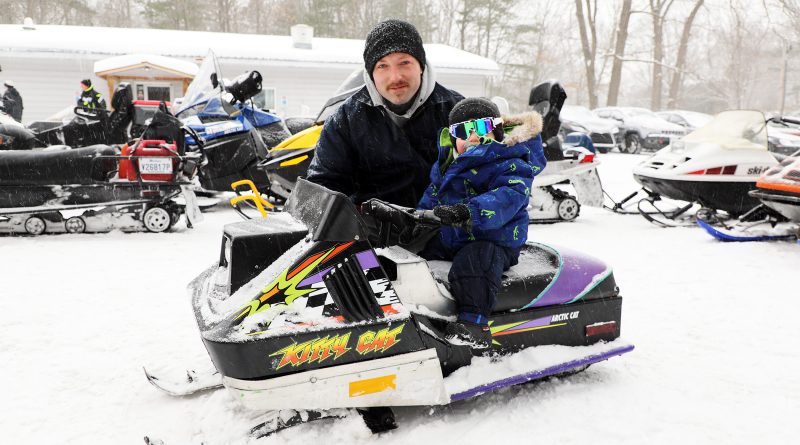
{"left": 585, "top": 321, "right": 617, "bottom": 337}
{"left": 579, "top": 153, "right": 595, "bottom": 164}
{"left": 118, "top": 143, "right": 132, "bottom": 179}
{"left": 133, "top": 100, "right": 171, "bottom": 107}
{"left": 125, "top": 139, "right": 178, "bottom": 182}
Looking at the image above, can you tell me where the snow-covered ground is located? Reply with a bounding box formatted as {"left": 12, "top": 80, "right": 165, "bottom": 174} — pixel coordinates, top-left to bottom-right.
{"left": 2, "top": 153, "right": 798, "bottom": 444}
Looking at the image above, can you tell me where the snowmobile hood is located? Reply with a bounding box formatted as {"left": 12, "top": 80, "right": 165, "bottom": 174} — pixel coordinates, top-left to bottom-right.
{"left": 756, "top": 156, "right": 800, "bottom": 195}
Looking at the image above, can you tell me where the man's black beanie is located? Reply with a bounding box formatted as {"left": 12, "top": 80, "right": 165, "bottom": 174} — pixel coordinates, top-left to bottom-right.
{"left": 448, "top": 97, "right": 504, "bottom": 141}
{"left": 363, "top": 19, "right": 426, "bottom": 76}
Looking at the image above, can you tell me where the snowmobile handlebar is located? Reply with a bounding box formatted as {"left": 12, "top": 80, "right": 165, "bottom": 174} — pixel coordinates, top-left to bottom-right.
{"left": 360, "top": 199, "right": 441, "bottom": 226}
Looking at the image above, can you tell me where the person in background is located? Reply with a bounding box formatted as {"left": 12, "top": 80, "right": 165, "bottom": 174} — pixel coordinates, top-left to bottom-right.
{"left": 417, "top": 97, "right": 547, "bottom": 353}
{"left": 78, "top": 79, "right": 106, "bottom": 109}
{"left": 2, "top": 80, "right": 24, "bottom": 122}
{"left": 306, "top": 19, "right": 464, "bottom": 208}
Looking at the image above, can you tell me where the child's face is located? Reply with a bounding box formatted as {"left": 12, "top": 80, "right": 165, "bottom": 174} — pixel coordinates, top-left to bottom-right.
{"left": 455, "top": 129, "right": 495, "bottom": 154}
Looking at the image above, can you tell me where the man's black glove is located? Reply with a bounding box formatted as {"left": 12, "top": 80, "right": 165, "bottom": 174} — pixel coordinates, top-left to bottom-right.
{"left": 433, "top": 204, "right": 471, "bottom": 228}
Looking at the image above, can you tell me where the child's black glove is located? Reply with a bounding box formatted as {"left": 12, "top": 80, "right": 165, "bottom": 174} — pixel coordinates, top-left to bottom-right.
{"left": 433, "top": 204, "right": 471, "bottom": 228}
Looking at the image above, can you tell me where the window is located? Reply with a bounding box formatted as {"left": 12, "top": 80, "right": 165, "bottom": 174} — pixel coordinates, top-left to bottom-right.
{"left": 147, "top": 86, "right": 171, "bottom": 102}
{"left": 251, "top": 88, "right": 276, "bottom": 111}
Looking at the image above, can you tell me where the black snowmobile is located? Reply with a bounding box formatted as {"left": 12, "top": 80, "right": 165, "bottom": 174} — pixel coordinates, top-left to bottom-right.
{"left": 27, "top": 82, "right": 138, "bottom": 149}
{"left": 0, "top": 107, "right": 204, "bottom": 235}
{"left": 147, "top": 178, "right": 632, "bottom": 438}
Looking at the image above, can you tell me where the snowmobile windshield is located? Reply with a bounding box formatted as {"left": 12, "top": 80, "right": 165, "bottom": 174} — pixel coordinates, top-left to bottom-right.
{"left": 174, "top": 50, "right": 227, "bottom": 119}
{"left": 315, "top": 69, "right": 365, "bottom": 123}
{"left": 683, "top": 110, "right": 768, "bottom": 150}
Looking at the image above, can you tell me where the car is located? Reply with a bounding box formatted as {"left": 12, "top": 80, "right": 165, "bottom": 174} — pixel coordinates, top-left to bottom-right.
{"left": 593, "top": 106, "right": 687, "bottom": 154}
{"left": 656, "top": 110, "right": 713, "bottom": 132}
{"left": 559, "top": 105, "right": 619, "bottom": 153}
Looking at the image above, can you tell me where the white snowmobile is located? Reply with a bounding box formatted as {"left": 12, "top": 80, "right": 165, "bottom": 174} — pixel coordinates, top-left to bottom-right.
{"left": 145, "top": 178, "right": 632, "bottom": 438}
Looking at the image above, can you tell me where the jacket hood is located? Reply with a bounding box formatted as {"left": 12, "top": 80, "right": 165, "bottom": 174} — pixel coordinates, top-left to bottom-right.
{"left": 363, "top": 63, "right": 437, "bottom": 126}
{"left": 502, "top": 111, "right": 543, "bottom": 145}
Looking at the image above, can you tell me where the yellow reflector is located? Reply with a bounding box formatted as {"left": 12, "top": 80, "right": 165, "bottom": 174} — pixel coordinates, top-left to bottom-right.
{"left": 279, "top": 154, "right": 309, "bottom": 167}
{"left": 348, "top": 374, "right": 396, "bottom": 398}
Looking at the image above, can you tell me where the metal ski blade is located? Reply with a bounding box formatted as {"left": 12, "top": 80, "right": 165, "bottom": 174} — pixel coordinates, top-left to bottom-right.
{"left": 143, "top": 366, "right": 223, "bottom": 397}
{"left": 250, "top": 409, "right": 353, "bottom": 438}
{"left": 448, "top": 343, "right": 634, "bottom": 402}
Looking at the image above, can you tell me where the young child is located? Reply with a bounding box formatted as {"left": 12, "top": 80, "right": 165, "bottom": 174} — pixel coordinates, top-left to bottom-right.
{"left": 417, "top": 97, "right": 546, "bottom": 351}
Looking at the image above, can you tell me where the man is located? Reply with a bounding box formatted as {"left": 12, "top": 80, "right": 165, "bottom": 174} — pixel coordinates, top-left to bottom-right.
{"left": 306, "top": 19, "right": 464, "bottom": 208}
{"left": 78, "top": 79, "right": 106, "bottom": 109}
{"left": 2, "top": 80, "right": 23, "bottom": 122}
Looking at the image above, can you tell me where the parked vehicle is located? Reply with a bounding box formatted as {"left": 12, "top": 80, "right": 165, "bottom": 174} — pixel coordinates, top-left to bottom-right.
{"left": 766, "top": 119, "right": 800, "bottom": 155}
{"left": 594, "top": 106, "right": 687, "bottom": 154}
{"left": 656, "top": 110, "right": 713, "bottom": 132}
{"left": 559, "top": 105, "right": 619, "bottom": 153}
{"left": 0, "top": 109, "right": 36, "bottom": 150}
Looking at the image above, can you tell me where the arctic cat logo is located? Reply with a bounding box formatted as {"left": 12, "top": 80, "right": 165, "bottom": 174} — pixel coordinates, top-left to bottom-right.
{"left": 551, "top": 311, "right": 580, "bottom": 322}
{"left": 270, "top": 333, "right": 351, "bottom": 370}
{"left": 747, "top": 166, "right": 769, "bottom": 175}
{"left": 356, "top": 324, "right": 405, "bottom": 355}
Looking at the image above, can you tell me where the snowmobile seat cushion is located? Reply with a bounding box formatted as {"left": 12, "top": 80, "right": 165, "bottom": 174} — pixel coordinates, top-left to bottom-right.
{"left": 429, "top": 244, "right": 561, "bottom": 313}
{"left": 0, "top": 145, "right": 118, "bottom": 185}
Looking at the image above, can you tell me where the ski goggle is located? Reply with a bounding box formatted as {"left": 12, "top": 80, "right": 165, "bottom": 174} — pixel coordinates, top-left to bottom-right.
{"left": 448, "top": 117, "right": 503, "bottom": 140}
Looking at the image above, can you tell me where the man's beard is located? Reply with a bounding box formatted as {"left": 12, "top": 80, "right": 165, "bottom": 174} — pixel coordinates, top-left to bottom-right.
{"left": 385, "top": 88, "right": 419, "bottom": 115}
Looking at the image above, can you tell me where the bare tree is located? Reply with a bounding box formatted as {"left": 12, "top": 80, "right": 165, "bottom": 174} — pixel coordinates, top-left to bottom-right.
{"left": 606, "top": 0, "right": 632, "bottom": 106}
{"left": 666, "top": 0, "right": 705, "bottom": 109}
{"left": 574, "top": 0, "right": 599, "bottom": 108}
{"left": 648, "top": 0, "right": 674, "bottom": 110}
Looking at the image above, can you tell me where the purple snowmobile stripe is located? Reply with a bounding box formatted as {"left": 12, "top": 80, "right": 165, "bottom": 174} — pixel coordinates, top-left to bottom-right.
{"left": 298, "top": 250, "right": 380, "bottom": 287}
{"left": 526, "top": 244, "right": 609, "bottom": 308}
{"left": 449, "top": 344, "right": 635, "bottom": 402}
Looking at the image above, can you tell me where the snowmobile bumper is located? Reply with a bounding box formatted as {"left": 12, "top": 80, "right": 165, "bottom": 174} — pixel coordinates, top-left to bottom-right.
{"left": 223, "top": 348, "right": 448, "bottom": 410}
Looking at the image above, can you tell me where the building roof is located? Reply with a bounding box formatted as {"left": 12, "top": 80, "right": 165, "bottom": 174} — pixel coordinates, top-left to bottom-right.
{"left": 94, "top": 54, "right": 199, "bottom": 78}
{"left": 0, "top": 24, "right": 499, "bottom": 75}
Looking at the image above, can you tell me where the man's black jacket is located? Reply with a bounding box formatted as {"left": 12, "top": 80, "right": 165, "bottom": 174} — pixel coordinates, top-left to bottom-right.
{"left": 306, "top": 84, "right": 463, "bottom": 208}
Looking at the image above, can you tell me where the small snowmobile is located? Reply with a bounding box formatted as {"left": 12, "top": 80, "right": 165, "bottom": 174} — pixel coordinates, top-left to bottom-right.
{"left": 0, "top": 107, "right": 203, "bottom": 235}
{"left": 612, "top": 110, "right": 781, "bottom": 227}
{"left": 173, "top": 178, "right": 631, "bottom": 437}
{"left": 174, "top": 50, "right": 291, "bottom": 195}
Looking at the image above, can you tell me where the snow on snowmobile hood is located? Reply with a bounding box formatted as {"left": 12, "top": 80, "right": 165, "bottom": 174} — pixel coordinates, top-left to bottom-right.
{"left": 363, "top": 62, "right": 437, "bottom": 127}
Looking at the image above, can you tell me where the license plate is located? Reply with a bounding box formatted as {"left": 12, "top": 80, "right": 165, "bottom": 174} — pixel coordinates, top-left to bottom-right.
{"left": 139, "top": 157, "right": 173, "bottom": 175}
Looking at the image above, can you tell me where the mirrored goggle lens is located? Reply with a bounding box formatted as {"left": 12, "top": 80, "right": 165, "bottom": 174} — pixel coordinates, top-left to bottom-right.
{"left": 449, "top": 118, "right": 497, "bottom": 139}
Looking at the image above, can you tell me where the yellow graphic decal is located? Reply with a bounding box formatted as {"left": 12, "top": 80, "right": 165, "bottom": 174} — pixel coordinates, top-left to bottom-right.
{"left": 270, "top": 333, "right": 351, "bottom": 370}
{"left": 356, "top": 324, "right": 405, "bottom": 355}
{"left": 349, "top": 374, "right": 397, "bottom": 398}
{"left": 234, "top": 242, "right": 353, "bottom": 322}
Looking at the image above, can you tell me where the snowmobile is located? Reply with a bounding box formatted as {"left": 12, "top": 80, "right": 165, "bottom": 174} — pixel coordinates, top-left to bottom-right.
{"left": 260, "top": 76, "right": 603, "bottom": 222}
{"left": 27, "top": 82, "right": 137, "bottom": 149}
{"left": 613, "top": 110, "right": 781, "bottom": 226}
{"left": 698, "top": 148, "right": 800, "bottom": 241}
{"left": 0, "top": 107, "right": 203, "bottom": 235}
{"left": 173, "top": 50, "right": 291, "bottom": 195}
{"left": 159, "top": 178, "right": 631, "bottom": 437}
{"left": 0, "top": 109, "right": 37, "bottom": 150}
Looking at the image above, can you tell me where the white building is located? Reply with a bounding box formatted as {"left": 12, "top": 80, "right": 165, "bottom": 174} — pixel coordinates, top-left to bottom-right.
{"left": 0, "top": 22, "right": 499, "bottom": 123}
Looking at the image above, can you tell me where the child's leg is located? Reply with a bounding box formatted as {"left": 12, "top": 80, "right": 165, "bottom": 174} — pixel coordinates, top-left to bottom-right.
{"left": 448, "top": 241, "right": 517, "bottom": 323}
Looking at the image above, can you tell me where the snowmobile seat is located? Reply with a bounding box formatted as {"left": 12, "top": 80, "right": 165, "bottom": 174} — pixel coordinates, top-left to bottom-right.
{"left": 0, "top": 145, "right": 118, "bottom": 186}
{"left": 428, "top": 243, "right": 614, "bottom": 313}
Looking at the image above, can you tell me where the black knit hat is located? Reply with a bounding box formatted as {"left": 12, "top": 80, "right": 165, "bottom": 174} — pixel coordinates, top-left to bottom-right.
{"left": 448, "top": 97, "right": 504, "bottom": 141}
{"left": 363, "top": 19, "right": 426, "bottom": 76}
{"left": 80, "top": 78, "right": 92, "bottom": 88}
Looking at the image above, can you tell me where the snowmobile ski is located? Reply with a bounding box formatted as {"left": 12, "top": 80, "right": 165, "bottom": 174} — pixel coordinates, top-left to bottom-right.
{"left": 249, "top": 409, "right": 353, "bottom": 438}
{"left": 696, "top": 219, "right": 798, "bottom": 242}
{"left": 143, "top": 367, "right": 223, "bottom": 397}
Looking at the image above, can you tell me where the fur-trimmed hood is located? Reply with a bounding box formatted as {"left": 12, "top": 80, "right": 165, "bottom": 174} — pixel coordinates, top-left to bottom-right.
{"left": 501, "top": 111, "right": 543, "bottom": 146}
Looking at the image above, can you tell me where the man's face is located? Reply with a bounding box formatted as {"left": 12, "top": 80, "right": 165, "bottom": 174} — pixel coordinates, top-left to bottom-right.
{"left": 372, "top": 52, "right": 422, "bottom": 106}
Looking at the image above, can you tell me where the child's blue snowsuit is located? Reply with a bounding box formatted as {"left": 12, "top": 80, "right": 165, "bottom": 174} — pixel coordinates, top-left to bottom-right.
{"left": 417, "top": 112, "right": 546, "bottom": 322}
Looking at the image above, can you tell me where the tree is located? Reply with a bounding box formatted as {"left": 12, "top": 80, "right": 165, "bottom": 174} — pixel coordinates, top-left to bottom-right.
{"left": 666, "top": 0, "right": 704, "bottom": 109}
{"left": 574, "top": 0, "right": 599, "bottom": 108}
{"left": 648, "top": 0, "right": 674, "bottom": 110}
{"left": 606, "top": 0, "right": 632, "bottom": 106}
